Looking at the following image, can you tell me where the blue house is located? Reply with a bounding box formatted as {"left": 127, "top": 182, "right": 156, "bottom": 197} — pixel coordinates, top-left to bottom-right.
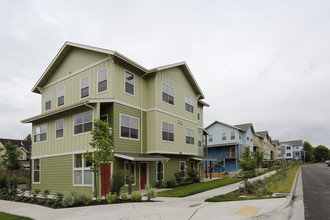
{"left": 279, "top": 140, "right": 303, "bottom": 163}
{"left": 205, "top": 121, "right": 255, "bottom": 173}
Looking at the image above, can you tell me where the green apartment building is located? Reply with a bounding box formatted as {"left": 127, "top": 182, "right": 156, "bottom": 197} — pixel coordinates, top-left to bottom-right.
{"left": 22, "top": 42, "right": 210, "bottom": 197}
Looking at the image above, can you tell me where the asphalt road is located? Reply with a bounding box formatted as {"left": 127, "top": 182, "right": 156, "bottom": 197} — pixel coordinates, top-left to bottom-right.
{"left": 301, "top": 164, "right": 330, "bottom": 220}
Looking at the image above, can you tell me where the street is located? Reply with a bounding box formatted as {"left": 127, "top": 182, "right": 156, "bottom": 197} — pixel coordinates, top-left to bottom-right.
{"left": 301, "top": 164, "right": 330, "bottom": 220}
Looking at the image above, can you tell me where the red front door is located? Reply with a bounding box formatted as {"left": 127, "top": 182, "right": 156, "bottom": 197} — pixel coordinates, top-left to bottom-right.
{"left": 100, "top": 163, "right": 111, "bottom": 196}
{"left": 140, "top": 163, "right": 147, "bottom": 189}
{"left": 230, "top": 147, "right": 236, "bottom": 158}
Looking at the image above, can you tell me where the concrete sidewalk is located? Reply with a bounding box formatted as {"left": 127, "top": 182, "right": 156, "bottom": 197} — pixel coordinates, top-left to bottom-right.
{"left": 0, "top": 170, "right": 289, "bottom": 220}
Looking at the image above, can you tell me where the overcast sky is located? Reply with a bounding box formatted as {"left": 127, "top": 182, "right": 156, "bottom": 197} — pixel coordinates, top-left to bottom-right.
{"left": 0, "top": 0, "right": 329, "bottom": 148}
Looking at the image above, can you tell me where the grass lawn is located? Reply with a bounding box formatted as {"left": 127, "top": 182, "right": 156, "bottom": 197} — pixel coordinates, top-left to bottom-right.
{"left": 205, "top": 192, "right": 285, "bottom": 202}
{"left": 0, "top": 212, "right": 33, "bottom": 220}
{"left": 268, "top": 165, "right": 300, "bottom": 193}
{"left": 157, "top": 178, "right": 242, "bottom": 197}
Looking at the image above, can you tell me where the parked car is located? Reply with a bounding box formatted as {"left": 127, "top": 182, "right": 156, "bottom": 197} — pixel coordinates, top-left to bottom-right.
{"left": 326, "top": 160, "right": 330, "bottom": 166}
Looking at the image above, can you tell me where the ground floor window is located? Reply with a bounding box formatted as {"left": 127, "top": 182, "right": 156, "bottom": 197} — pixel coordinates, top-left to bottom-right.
{"left": 73, "top": 154, "right": 92, "bottom": 186}
{"left": 124, "top": 162, "right": 136, "bottom": 185}
{"left": 33, "top": 159, "right": 40, "bottom": 183}
{"left": 180, "top": 161, "right": 186, "bottom": 176}
{"left": 156, "top": 162, "right": 164, "bottom": 182}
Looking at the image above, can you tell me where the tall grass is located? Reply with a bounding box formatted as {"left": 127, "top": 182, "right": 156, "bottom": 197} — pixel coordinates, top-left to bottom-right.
{"left": 267, "top": 165, "right": 299, "bottom": 193}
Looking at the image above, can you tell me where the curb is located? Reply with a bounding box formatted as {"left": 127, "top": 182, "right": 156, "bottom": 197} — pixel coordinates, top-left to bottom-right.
{"left": 252, "top": 167, "right": 301, "bottom": 219}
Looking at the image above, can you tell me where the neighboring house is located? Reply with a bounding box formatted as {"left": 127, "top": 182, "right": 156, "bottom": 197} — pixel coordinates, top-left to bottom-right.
{"left": 0, "top": 138, "right": 31, "bottom": 170}
{"left": 21, "top": 42, "right": 211, "bottom": 197}
{"left": 278, "top": 140, "right": 303, "bottom": 163}
{"left": 254, "top": 131, "right": 276, "bottom": 162}
{"left": 272, "top": 140, "right": 279, "bottom": 161}
{"left": 205, "top": 121, "right": 255, "bottom": 172}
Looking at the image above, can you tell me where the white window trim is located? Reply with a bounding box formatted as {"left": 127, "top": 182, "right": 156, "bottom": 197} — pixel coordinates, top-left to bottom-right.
{"left": 184, "top": 95, "right": 195, "bottom": 114}
{"left": 119, "top": 113, "right": 140, "bottom": 141}
{"left": 73, "top": 111, "right": 93, "bottom": 136}
{"left": 33, "top": 123, "right": 47, "bottom": 144}
{"left": 185, "top": 128, "right": 195, "bottom": 145}
{"left": 161, "top": 120, "right": 175, "bottom": 143}
{"left": 198, "top": 133, "right": 202, "bottom": 148}
{"left": 161, "top": 82, "right": 175, "bottom": 106}
{"left": 32, "top": 158, "right": 41, "bottom": 184}
{"left": 197, "top": 107, "right": 200, "bottom": 120}
{"left": 72, "top": 154, "right": 93, "bottom": 187}
{"left": 179, "top": 161, "right": 186, "bottom": 175}
{"left": 124, "top": 70, "right": 135, "bottom": 96}
{"left": 45, "top": 91, "right": 52, "bottom": 111}
{"left": 55, "top": 118, "right": 64, "bottom": 140}
{"left": 80, "top": 75, "right": 90, "bottom": 100}
{"left": 97, "top": 67, "right": 108, "bottom": 95}
{"left": 57, "top": 86, "right": 65, "bottom": 108}
{"left": 222, "top": 133, "right": 226, "bottom": 141}
{"left": 124, "top": 162, "right": 136, "bottom": 186}
{"left": 231, "top": 132, "right": 235, "bottom": 140}
{"left": 209, "top": 134, "right": 213, "bottom": 142}
{"left": 156, "top": 161, "right": 165, "bottom": 182}
{"left": 18, "top": 151, "right": 24, "bottom": 160}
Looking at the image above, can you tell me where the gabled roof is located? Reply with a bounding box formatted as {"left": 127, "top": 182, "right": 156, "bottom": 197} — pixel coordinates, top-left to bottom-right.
{"left": 233, "top": 123, "right": 255, "bottom": 133}
{"left": 32, "top": 42, "right": 206, "bottom": 100}
{"left": 272, "top": 140, "right": 279, "bottom": 145}
{"left": 205, "top": 120, "right": 241, "bottom": 131}
{"left": 0, "top": 138, "right": 31, "bottom": 153}
{"left": 284, "top": 140, "right": 303, "bottom": 146}
{"left": 255, "top": 131, "right": 269, "bottom": 139}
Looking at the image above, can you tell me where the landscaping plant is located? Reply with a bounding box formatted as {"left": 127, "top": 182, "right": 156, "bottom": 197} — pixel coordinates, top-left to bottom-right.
{"left": 240, "top": 147, "right": 257, "bottom": 195}
{"left": 110, "top": 169, "right": 126, "bottom": 196}
{"left": 131, "top": 192, "right": 142, "bottom": 202}
{"left": 106, "top": 193, "right": 118, "bottom": 204}
{"left": 146, "top": 184, "right": 157, "bottom": 201}
{"left": 121, "top": 193, "right": 129, "bottom": 200}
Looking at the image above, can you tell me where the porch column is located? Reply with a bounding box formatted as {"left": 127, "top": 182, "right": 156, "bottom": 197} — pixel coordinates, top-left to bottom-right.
{"left": 204, "top": 134, "right": 208, "bottom": 178}
{"left": 157, "top": 161, "right": 162, "bottom": 189}
{"left": 235, "top": 144, "right": 238, "bottom": 172}
{"left": 209, "top": 161, "right": 212, "bottom": 179}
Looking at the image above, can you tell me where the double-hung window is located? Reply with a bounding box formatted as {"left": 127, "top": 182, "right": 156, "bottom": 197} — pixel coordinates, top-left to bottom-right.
{"left": 209, "top": 135, "right": 213, "bottom": 142}
{"left": 98, "top": 68, "right": 107, "bottom": 93}
{"left": 74, "top": 112, "right": 92, "bottom": 135}
{"left": 180, "top": 161, "right": 186, "bottom": 176}
{"left": 120, "top": 114, "right": 139, "bottom": 139}
{"left": 33, "top": 159, "right": 40, "bottom": 183}
{"left": 124, "top": 162, "right": 136, "bottom": 185}
{"left": 125, "top": 71, "right": 134, "bottom": 95}
{"left": 55, "top": 119, "right": 64, "bottom": 139}
{"left": 231, "top": 132, "right": 235, "bottom": 140}
{"left": 162, "top": 82, "right": 174, "bottom": 105}
{"left": 185, "top": 128, "right": 194, "bottom": 145}
{"left": 162, "top": 121, "right": 174, "bottom": 142}
{"left": 197, "top": 107, "right": 200, "bottom": 120}
{"left": 81, "top": 76, "right": 89, "bottom": 99}
{"left": 156, "top": 162, "right": 164, "bottom": 182}
{"left": 286, "top": 146, "right": 291, "bottom": 150}
{"left": 198, "top": 134, "right": 202, "bottom": 148}
{"left": 45, "top": 92, "right": 52, "bottom": 111}
{"left": 57, "top": 86, "right": 65, "bottom": 107}
{"left": 73, "top": 154, "right": 92, "bottom": 185}
{"left": 34, "top": 124, "right": 47, "bottom": 143}
{"left": 185, "top": 95, "right": 194, "bottom": 113}
{"left": 222, "top": 133, "right": 226, "bottom": 141}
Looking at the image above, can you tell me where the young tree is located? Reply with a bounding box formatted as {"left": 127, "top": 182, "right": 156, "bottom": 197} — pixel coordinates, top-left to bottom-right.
{"left": 84, "top": 119, "right": 114, "bottom": 198}
{"left": 313, "top": 145, "right": 329, "bottom": 162}
{"left": 253, "top": 150, "right": 264, "bottom": 171}
{"left": 24, "top": 134, "right": 31, "bottom": 141}
{"left": 0, "top": 141, "right": 23, "bottom": 170}
{"left": 302, "top": 141, "right": 314, "bottom": 162}
{"left": 240, "top": 147, "right": 257, "bottom": 195}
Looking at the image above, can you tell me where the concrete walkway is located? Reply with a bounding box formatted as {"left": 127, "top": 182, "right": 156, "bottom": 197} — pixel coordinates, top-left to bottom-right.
{"left": 0, "top": 170, "right": 291, "bottom": 220}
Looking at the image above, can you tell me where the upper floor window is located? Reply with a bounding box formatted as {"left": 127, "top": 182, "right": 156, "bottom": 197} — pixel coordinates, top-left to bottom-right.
{"left": 162, "top": 121, "right": 174, "bottom": 142}
{"left": 34, "top": 124, "right": 47, "bottom": 143}
{"left": 18, "top": 151, "right": 24, "bottom": 160}
{"left": 74, "top": 112, "right": 92, "bottom": 135}
{"left": 81, "top": 76, "right": 89, "bottom": 99}
{"left": 185, "top": 128, "right": 194, "bottom": 145}
{"left": 198, "top": 134, "right": 202, "bottom": 148}
{"left": 57, "top": 86, "right": 65, "bottom": 107}
{"left": 209, "top": 135, "right": 213, "bottom": 142}
{"left": 239, "top": 133, "right": 242, "bottom": 139}
{"left": 45, "top": 91, "right": 52, "bottom": 111}
{"left": 73, "top": 154, "right": 92, "bottom": 185}
{"left": 98, "top": 68, "right": 108, "bottom": 93}
{"left": 222, "top": 133, "right": 226, "bottom": 141}
{"left": 247, "top": 137, "right": 250, "bottom": 141}
{"left": 120, "top": 114, "right": 139, "bottom": 139}
{"left": 55, "top": 119, "right": 64, "bottom": 139}
{"left": 286, "top": 146, "right": 291, "bottom": 150}
{"left": 162, "top": 82, "right": 174, "bottom": 105}
{"left": 125, "top": 71, "right": 134, "bottom": 95}
{"left": 197, "top": 107, "right": 201, "bottom": 120}
{"left": 231, "top": 132, "right": 235, "bottom": 140}
{"left": 185, "top": 95, "right": 194, "bottom": 113}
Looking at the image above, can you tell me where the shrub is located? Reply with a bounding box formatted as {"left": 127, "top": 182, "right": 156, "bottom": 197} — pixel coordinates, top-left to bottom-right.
{"left": 0, "top": 174, "right": 8, "bottom": 189}
{"left": 46, "top": 199, "right": 55, "bottom": 206}
{"left": 131, "top": 192, "right": 142, "bottom": 202}
{"left": 54, "top": 192, "right": 63, "bottom": 201}
{"left": 146, "top": 185, "right": 157, "bottom": 201}
{"left": 110, "top": 169, "right": 126, "bottom": 196}
{"left": 62, "top": 193, "right": 75, "bottom": 207}
{"left": 106, "top": 193, "right": 117, "bottom": 204}
{"left": 82, "top": 196, "right": 92, "bottom": 206}
{"left": 8, "top": 176, "right": 19, "bottom": 194}
{"left": 33, "top": 188, "right": 41, "bottom": 198}
{"left": 186, "top": 169, "right": 200, "bottom": 184}
{"left": 174, "top": 171, "right": 185, "bottom": 185}
{"left": 96, "top": 197, "right": 102, "bottom": 203}
{"left": 43, "top": 189, "right": 50, "bottom": 199}
{"left": 121, "top": 193, "right": 129, "bottom": 200}
{"left": 165, "top": 179, "right": 177, "bottom": 188}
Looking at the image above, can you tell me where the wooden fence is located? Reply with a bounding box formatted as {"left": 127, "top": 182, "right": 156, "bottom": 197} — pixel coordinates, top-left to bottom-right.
{"left": 0, "top": 170, "right": 30, "bottom": 179}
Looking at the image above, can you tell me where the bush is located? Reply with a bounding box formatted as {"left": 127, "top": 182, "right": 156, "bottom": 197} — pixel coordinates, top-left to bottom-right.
{"left": 121, "top": 193, "right": 129, "bottom": 200}
{"left": 62, "top": 193, "right": 75, "bottom": 207}
{"left": 96, "top": 197, "right": 102, "bottom": 203}
{"left": 110, "top": 169, "right": 126, "bottom": 196}
{"left": 33, "top": 188, "right": 41, "bottom": 198}
{"left": 82, "top": 196, "right": 92, "bottom": 206}
{"left": 165, "top": 179, "right": 177, "bottom": 188}
{"left": 43, "top": 189, "right": 50, "bottom": 199}
{"left": 174, "top": 171, "right": 185, "bottom": 185}
{"left": 131, "top": 192, "right": 142, "bottom": 202}
{"left": 106, "top": 193, "right": 117, "bottom": 204}
{"left": 146, "top": 185, "right": 157, "bottom": 201}
{"left": 8, "top": 176, "right": 19, "bottom": 194}
{"left": 186, "top": 169, "right": 200, "bottom": 184}
{"left": 46, "top": 199, "right": 55, "bottom": 206}
{"left": 0, "top": 175, "right": 9, "bottom": 189}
